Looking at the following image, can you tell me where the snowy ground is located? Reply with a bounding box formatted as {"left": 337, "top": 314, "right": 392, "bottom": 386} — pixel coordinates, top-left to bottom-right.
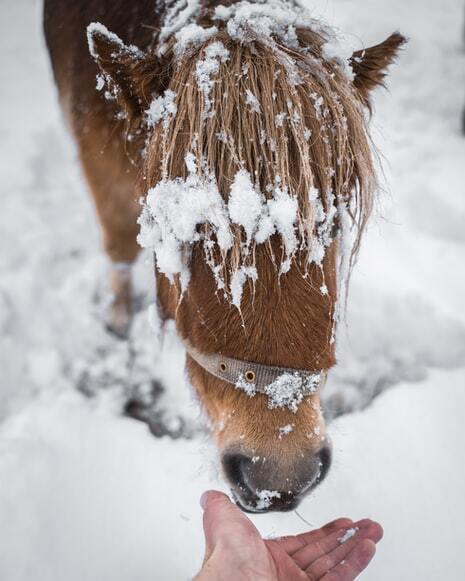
{"left": 1, "top": 0, "right": 465, "bottom": 580}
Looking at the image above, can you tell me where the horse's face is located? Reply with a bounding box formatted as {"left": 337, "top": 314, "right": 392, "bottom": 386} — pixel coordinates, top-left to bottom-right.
{"left": 88, "top": 19, "right": 405, "bottom": 512}
{"left": 157, "top": 241, "right": 338, "bottom": 512}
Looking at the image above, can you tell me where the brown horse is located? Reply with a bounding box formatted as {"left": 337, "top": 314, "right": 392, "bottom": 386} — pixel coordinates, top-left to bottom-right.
{"left": 44, "top": 0, "right": 404, "bottom": 513}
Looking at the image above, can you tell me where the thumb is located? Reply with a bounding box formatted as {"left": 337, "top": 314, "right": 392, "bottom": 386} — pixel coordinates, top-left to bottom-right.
{"left": 200, "top": 490, "right": 261, "bottom": 561}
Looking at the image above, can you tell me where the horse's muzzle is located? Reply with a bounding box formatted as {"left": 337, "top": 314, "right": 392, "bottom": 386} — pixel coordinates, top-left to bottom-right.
{"left": 222, "top": 442, "right": 332, "bottom": 513}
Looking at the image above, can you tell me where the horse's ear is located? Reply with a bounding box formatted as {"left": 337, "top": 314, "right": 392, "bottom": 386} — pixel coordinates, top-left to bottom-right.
{"left": 87, "top": 22, "right": 150, "bottom": 118}
{"left": 349, "top": 32, "right": 407, "bottom": 107}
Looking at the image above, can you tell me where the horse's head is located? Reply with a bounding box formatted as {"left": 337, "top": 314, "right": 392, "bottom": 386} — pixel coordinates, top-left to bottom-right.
{"left": 88, "top": 9, "right": 404, "bottom": 512}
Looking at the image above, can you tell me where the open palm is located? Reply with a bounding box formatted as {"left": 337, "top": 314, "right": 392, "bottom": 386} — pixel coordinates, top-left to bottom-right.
{"left": 266, "top": 516, "right": 382, "bottom": 580}
{"left": 196, "top": 491, "right": 383, "bottom": 581}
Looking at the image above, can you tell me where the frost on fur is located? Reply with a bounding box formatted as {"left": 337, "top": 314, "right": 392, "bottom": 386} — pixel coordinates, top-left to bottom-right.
{"left": 145, "top": 90, "right": 178, "bottom": 130}
{"left": 137, "top": 154, "right": 233, "bottom": 292}
{"left": 265, "top": 372, "right": 321, "bottom": 412}
{"left": 138, "top": 160, "right": 303, "bottom": 305}
{"left": 195, "top": 42, "right": 230, "bottom": 118}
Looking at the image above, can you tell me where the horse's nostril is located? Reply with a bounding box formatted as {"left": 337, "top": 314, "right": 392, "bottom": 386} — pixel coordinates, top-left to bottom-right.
{"left": 317, "top": 443, "right": 332, "bottom": 484}
{"left": 222, "top": 452, "right": 251, "bottom": 492}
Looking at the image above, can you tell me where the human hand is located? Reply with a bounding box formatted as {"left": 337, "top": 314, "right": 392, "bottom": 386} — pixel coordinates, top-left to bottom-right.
{"left": 195, "top": 491, "right": 383, "bottom": 581}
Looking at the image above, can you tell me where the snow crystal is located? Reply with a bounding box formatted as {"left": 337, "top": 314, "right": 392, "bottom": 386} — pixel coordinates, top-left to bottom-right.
{"left": 145, "top": 90, "right": 177, "bottom": 130}
{"left": 267, "top": 186, "right": 299, "bottom": 274}
{"left": 195, "top": 42, "right": 230, "bottom": 118}
{"left": 95, "top": 74, "right": 105, "bottom": 91}
{"left": 265, "top": 372, "right": 321, "bottom": 412}
{"left": 229, "top": 173, "right": 300, "bottom": 277}
{"left": 303, "top": 127, "right": 312, "bottom": 141}
{"left": 255, "top": 489, "right": 281, "bottom": 511}
{"left": 230, "top": 266, "right": 258, "bottom": 309}
{"left": 213, "top": 0, "right": 312, "bottom": 48}
{"left": 308, "top": 187, "right": 337, "bottom": 267}
{"left": 216, "top": 130, "right": 228, "bottom": 143}
{"left": 87, "top": 22, "right": 142, "bottom": 60}
{"left": 331, "top": 200, "right": 355, "bottom": 342}
{"left": 310, "top": 93, "right": 325, "bottom": 120}
{"left": 174, "top": 23, "right": 218, "bottom": 57}
{"left": 278, "top": 423, "right": 294, "bottom": 439}
{"left": 275, "top": 112, "right": 287, "bottom": 127}
{"left": 158, "top": 0, "right": 201, "bottom": 46}
{"left": 338, "top": 527, "right": 359, "bottom": 544}
{"left": 245, "top": 90, "right": 261, "bottom": 113}
{"left": 228, "top": 170, "right": 263, "bottom": 243}
{"left": 235, "top": 372, "right": 257, "bottom": 397}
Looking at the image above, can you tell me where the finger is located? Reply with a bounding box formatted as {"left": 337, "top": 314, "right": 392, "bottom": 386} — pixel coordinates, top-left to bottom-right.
{"left": 272, "top": 519, "right": 354, "bottom": 556}
{"left": 292, "top": 520, "right": 376, "bottom": 569}
{"left": 200, "top": 490, "right": 261, "bottom": 561}
{"left": 293, "top": 519, "right": 355, "bottom": 552}
{"left": 321, "top": 539, "right": 377, "bottom": 581}
{"left": 266, "top": 540, "right": 309, "bottom": 580}
{"left": 305, "top": 522, "right": 383, "bottom": 578}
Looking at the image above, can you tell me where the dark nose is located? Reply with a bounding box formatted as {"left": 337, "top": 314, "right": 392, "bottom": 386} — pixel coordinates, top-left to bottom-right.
{"left": 222, "top": 444, "right": 332, "bottom": 513}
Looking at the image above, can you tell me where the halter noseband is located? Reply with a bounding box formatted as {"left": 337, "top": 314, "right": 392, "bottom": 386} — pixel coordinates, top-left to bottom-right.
{"left": 183, "top": 338, "right": 325, "bottom": 397}
{"left": 152, "top": 253, "right": 325, "bottom": 399}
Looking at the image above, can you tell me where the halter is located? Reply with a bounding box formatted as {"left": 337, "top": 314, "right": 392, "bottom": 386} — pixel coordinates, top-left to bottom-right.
{"left": 183, "top": 338, "right": 325, "bottom": 396}
{"left": 152, "top": 253, "right": 325, "bottom": 398}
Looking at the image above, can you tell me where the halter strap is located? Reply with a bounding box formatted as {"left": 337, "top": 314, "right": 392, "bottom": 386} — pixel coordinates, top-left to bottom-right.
{"left": 183, "top": 339, "right": 325, "bottom": 396}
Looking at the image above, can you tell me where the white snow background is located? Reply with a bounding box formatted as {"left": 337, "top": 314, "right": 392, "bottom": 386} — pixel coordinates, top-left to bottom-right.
{"left": 1, "top": 0, "right": 465, "bottom": 580}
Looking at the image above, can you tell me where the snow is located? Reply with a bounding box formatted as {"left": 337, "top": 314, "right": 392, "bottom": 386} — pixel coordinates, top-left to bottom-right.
{"left": 213, "top": 0, "right": 312, "bottom": 48}
{"left": 245, "top": 89, "right": 261, "bottom": 113}
{"left": 227, "top": 169, "right": 264, "bottom": 244}
{"left": 1, "top": 370, "right": 464, "bottom": 580}
{"left": 137, "top": 154, "right": 233, "bottom": 291}
{"left": 138, "top": 166, "right": 303, "bottom": 306}
{"left": 339, "top": 527, "right": 359, "bottom": 544}
{"left": 230, "top": 266, "right": 258, "bottom": 310}
{"left": 264, "top": 371, "right": 321, "bottom": 412}
{"left": 278, "top": 423, "right": 295, "bottom": 439}
{"left": 87, "top": 22, "right": 142, "bottom": 60}
{"left": 158, "top": 0, "right": 201, "bottom": 45}
{"left": 145, "top": 89, "right": 177, "bottom": 130}
{"left": 173, "top": 23, "right": 219, "bottom": 56}
{"left": 275, "top": 111, "right": 287, "bottom": 126}
{"left": 1, "top": 0, "right": 465, "bottom": 580}
{"left": 235, "top": 372, "right": 258, "bottom": 397}
{"left": 255, "top": 489, "right": 282, "bottom": 511}
{"left": 195, "top": 41, "right": 230, "bottom": 118}
{"left": 266, "top": 186, "right": 299, "bottom": 273}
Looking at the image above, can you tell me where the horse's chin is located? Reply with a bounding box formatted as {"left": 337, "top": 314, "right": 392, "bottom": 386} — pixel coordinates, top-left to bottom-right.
{"left": 230, "top": 489, "right": 301, "bottom": 514}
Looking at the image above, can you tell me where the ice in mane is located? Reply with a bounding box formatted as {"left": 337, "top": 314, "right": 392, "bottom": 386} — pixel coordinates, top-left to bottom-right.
{"left": 137, "top": 154, "right": 232, "bottom": 292}
{"left": 212, "top": 0, "right": 313, "bottom": 47}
